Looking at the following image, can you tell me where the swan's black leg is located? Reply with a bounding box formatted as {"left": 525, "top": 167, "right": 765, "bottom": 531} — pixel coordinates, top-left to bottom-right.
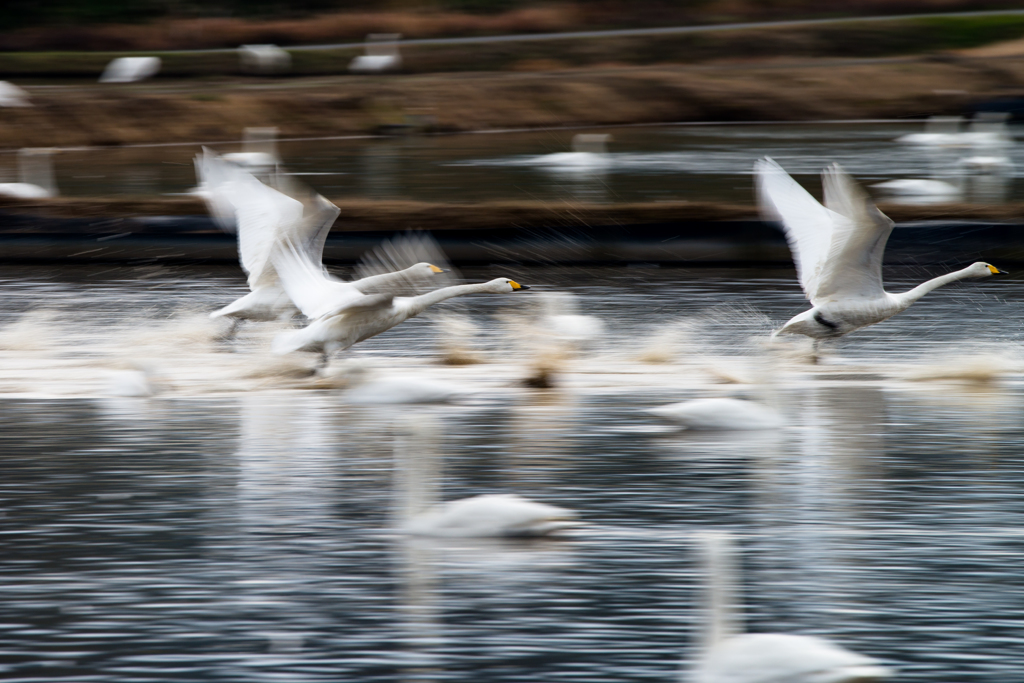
{"left": 216, "top": 318, "right": 242, "bottom": 348}
{"left": 315, "top": 350, "right": 331, "bottom": 374}
{"left": 811, "top": 339, "right": 820, "bottom": 365}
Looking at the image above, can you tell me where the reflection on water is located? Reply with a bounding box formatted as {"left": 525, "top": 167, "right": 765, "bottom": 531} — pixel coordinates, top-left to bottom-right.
{"left": 9, "top": 122, "right": 1022, "bottom": 205}
{"left": 1, "top": 264, "right": 1023, "bottom": 681}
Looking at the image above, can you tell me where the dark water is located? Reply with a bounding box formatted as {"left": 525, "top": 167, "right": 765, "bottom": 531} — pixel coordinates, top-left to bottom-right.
{"left": 5, "top": 122, "right": 1020, "bottom": 205}
{"left": 1, "top": 264, "right": 1023, "bottom": 681}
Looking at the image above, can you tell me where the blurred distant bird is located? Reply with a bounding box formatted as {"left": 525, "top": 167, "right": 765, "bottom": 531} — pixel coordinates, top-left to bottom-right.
{"left": 0, "top": 148, "right": 57, "bottom": 199}
{"left": 647, "top": 397, "right": 781, "bottom": 431}
{"left": 238, "top": 45, "right": 291, "bottom": 74}
{"left": 756, "top": 158, "right": 1004, "bottom": 343}
{"left": 536, "top": 291, "right": 605, "bottom": 347}
{"left": 222, "top": 127, "right": 280, "bottom": 176}
{"left": 99, "top": 56, "right": 161, "bottom": 83}
{"left": 395, "top": 416, "right": 577, "bottom": 538}
{"left": 339, "top": 361, "right": 471, "bottom": 404}
{"left": 689, "top": 531, "right": 892, "bottom": 683}
{"left": 349, "top": 33, "right": 402, "bottom": 73}
{"left": 0, "top": 81, "right": 31, "bottom": 107}
{"left": 535, "top": 133, "right": 612, "bottom": 169}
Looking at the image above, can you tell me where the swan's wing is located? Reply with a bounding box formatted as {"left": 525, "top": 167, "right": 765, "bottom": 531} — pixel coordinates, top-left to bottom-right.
{"left": 271, "top": 237, "right": 371, "bottom": 319}
{"left": 267, "top": 171, "right": 341, "bottom": 267}
{"left": 197, "top": 149, "right": 305, "bottom": 290}
{"left": 813, "top": 163, "right": 895, "bottom": 302}
{"left": 193, "top": 147, "right": 240, "bottom": 233}
{"left": 354, "top": 231, "right": 458, "bottom": 295}
{"left": 755, "top": 158, "right": 840, "bottom": 301}
{"left": 227, "top": 175, "right": 305, "bottom": 291}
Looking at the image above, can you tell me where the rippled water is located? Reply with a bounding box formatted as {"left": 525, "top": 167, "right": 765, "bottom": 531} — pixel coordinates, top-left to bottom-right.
{"left": 1, "top": 264, "right": 1023, "bottom": 682}
{"left": 9, "top": 122, "right": 1022, "bottom": 204}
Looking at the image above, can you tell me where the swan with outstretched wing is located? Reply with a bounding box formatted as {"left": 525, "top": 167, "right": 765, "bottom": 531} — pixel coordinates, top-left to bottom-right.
{"left": 756, "top": 157, "right": 1004, "bottom": 342}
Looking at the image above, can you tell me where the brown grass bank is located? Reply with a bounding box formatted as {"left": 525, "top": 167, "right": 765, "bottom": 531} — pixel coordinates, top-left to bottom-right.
{"left": 1, "top": 54, "right": 1023, "bottom": 149}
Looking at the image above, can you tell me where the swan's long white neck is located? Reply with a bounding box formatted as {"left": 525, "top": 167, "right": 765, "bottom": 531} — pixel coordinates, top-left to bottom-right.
{"left": 893, "top": 265, "right": 981, "bottom": 307}
{"left": 355, "top": 265, "right": 427, "bottom": 292}
{"left": 406, "top": 282, "right": 495, "bottom": 316}
{"left": 392, "top": 418, "right": 441, "bottom": 524}
{"left": 700, "top": 532, "right": 743, "bottom": 654}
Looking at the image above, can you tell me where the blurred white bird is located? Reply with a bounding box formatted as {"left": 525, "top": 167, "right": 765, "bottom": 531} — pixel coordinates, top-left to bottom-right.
{"left": 349, "top": 34, "right": 402, "bottom": 73}
{"left": 535, "top": 133, "right": 612, "bottom": 169}
{"left": 690, "top": 531, "right": 892, "bottom": 683}
{"left": 647, "top": 398, "right": 781, "bottom": 431}
{"left": 99, "top": 56, "right": 161, "bottom": 83}
{"left": 756, "top": 158, "right": 1004, "bottom": 342}
{"left": 340, "top": 361, "right": 471, "bottom": 404}
{"left": 536, "top": 291, "right": 605, "bottom": 346}
{"left": 238, "top": 45, "right": 291, "bottom": 74}
{"left": 0, "top": 148, "right": 57, "bottom": 199}
{"left": 222, "top": 127, "right": 280, "bottom": 176}
{"left": 394, "top": 416, "right": 577, "bottom": 538}
{"left": 0, "top": 81, "right": 31, "bottom": 107}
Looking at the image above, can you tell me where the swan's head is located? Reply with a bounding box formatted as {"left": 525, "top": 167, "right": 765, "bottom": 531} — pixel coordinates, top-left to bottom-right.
{"left": 403, "top": 262, "right": 447, "bottom": 279}
{"left": 487, "top": 278, "right": 530, "bottom": 293}
{"left": 971, "top": 262, "right": 1007, "bottom": 277}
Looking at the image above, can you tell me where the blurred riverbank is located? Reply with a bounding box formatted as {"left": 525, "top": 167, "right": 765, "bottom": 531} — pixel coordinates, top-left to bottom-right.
{"left": 2, "top": 53, "right": 1024, "bottom": 149}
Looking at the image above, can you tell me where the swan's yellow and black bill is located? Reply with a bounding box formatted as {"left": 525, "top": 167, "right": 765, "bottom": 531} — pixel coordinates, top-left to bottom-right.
{"left": 429, "top": 264, "right": 445, "bottom": 273}
{"left": 989, "top": 265, "right": 1008, "bottom": 274}
{"left": 510, "top": 280, "right": 530, "bottom": 290}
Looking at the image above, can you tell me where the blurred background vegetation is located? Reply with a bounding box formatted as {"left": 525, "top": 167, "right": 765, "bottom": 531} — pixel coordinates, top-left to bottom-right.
{"left": 3, "top": 1, "right": 1024, "bottom": 51}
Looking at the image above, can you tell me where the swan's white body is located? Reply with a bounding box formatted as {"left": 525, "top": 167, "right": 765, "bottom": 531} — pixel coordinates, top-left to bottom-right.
{"left": 272, "top": 276, "right": 528, "bottom": 357}
{"left": 405, "top": 493, "right": 577, "bottom": 537}
{"left": 99, "top": 56, "right": 161, "bottom": 83}
{"left": 536, "top": 292, "right": 605, "bottom": 345}
{"left": 647, "top": 398, "right": 781, "bottom": 431}
{"left": 695, "top": 633, "right": 891, "bottom": 683}
{"left": 394, "top": 417, "right": 576, "bottom": 538}
{"left": 691, "top": 531, "right": 891, "bottom": 683}
{"left": 0, "top": 148, "right": 57, "bottom": 199}
{"left": 756, "top": 158, "right": 1002, "bottom": 340}
{"left": 344, "top": 368, "right": 470, "bottom": 405}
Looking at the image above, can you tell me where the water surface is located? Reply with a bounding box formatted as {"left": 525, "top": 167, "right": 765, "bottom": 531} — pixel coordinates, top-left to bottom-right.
{"left": 1, "top": 264, "right": 1022, "bottom": 682}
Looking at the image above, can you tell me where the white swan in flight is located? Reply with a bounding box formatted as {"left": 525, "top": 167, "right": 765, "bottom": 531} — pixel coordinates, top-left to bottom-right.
{"left": 690, "top": 531, "right": 892, "bottom": 683}
{"left": 647, "top": 398, "right": 781, "bottom": 431}
{"left": 755, "top": 157, "right": 1005, "bottom": 340}
{"left": 394, "top": 416, "right": 577, "bottom": 538}
{"left": 197, "top": 150, "right": 450, "bottom": 333}
{"left": 197, "top": 149, "right": 341, "bottom": 327}
{"left": 271, "top": 236, "right": 530, "bottom": 366}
